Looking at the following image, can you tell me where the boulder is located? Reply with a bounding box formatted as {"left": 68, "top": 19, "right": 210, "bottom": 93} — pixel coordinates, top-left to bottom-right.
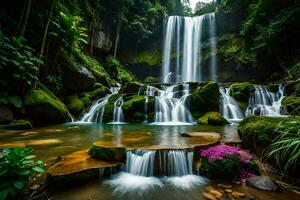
{"left": 197, "top": 112, "right": 229, "bottom": 126}
{"left": 121, "top": 82, "right": 143, "bottom": 94}
{"left": 246, "top": 176, "right": 278, "bottom": 191}
{"left": 187, "top": 81, "right": 220, "bottom": 119}
{"left": 63, "top": 65, "right": 96, "bottom": 92}
{"left": 0, "top": 119, "right": 32, "bottom": 130}
{"left": 81, "top": 84, "right": 111, "bottom": 101}
{"left": 24, "top": 86, "right": 71, "bottom": 125}
{"left": 47, "top": 149, "right": 121, "bottom": 185}
{"left": 229, "top": 82, "right": 254, "bottom": 102}
{"left": 0, "top": 105, "right": 13, "bottom": 124}
{"left": 282, "top": 96, "right": 300, "bottom": 115}
{"left": 89, "top": 142, "right": 126, "bottom": 162}
{"left": 122, "top": 95, "right": 155, "bottom": 123}
{"left": 65, "top": 95, "right": 85, "bottom": 118}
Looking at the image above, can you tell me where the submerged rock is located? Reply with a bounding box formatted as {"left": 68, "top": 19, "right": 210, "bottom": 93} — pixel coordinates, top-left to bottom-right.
{"left": 187, "top": 81, "right": 220, "bottom": 119}
{"left": 0, "top": 119, "right": 32, "bottom": 130}
{"left": 0, "top": 105, "right": 13, "bottom": 124}
{"left": 89, "top": 142, "right": 126, "bottom": 162}
{"left": 24, "top": 86, "right": 71, "bottom": 125}
{"left": 47, "top": 149, "right": 121, "bottom": 185}
{"left": 246, "top": 176, "right": 278, "bottom": 191}
{"left": 197, "top": 112, "right": 229, "bottom": 126}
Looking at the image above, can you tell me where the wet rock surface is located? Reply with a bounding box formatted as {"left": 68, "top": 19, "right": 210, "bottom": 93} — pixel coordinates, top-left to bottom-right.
{"left": 246, "top": 176, "right": 278, "bottom": 192}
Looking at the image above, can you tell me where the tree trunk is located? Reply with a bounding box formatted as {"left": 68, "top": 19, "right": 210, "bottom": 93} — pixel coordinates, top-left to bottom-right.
{"left": 18, "top": 0, "right": 32, "bottom": 37}
{"left": 90, "top": 19, "right": 95, "bottom": 54}
{"left": 113, "top": 15, "right": 122, "bottom": 58}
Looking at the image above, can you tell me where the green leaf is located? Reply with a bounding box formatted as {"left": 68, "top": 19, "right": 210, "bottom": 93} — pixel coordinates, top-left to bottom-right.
{"left": 32, "top": 166, "right": 44, "bottom": 173}
{"left": 13, "top": 180, "right": 24, "bottom": 189}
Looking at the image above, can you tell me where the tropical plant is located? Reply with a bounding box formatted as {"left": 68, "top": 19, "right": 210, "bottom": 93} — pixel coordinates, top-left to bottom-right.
{"left": 199, "top": 144, "right": 259, "bottom": 182}
{"left": 0, "top": 147, "right": 45, "bottom": 200}
{"left": 264, "top": 118, "right": 300, "bottom": 175}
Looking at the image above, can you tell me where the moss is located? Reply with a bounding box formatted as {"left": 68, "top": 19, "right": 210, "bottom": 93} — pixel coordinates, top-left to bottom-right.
{"left": 101, "top": 94, "right": 123, "bottom": 123}
{"left": 229, "top": 82, "right": 254, "bottom": 102}
{"left": 282, "top": 96, "right": 300, "bottom": 115}
{"left": 238, "top": 116, "right": 288, "bottom": 155}
{"left": 144, "top": 76, "right": 159, "bottom": 84}
{"left": 82, "top": 85, "right": 110, "bottom": 101}
{"left": 265, "top": 83, "right": 279, "bottom": 93}
{"left": 197, "top": 112, "right": 229, "bottom": 126}
{"left": 0, "top": 120, "right": 32, "bottom": 130}
{"left": 188, "top": 81, "right": 220, "bottom": 119}
{"left": 128, "top": 50, "right": 162, "bottom": 66}
{"left": 24, "top": 87, "right": 71, "bottom": 125}
{"left": 65, "top": 95, "right": 85, "bottom": 117}
{"left": 121, "top": 82, "right": 143, "bottom": 94}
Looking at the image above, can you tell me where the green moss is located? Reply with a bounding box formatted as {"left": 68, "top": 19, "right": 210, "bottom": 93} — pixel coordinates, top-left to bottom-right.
{"left": 282, "top": 96, "right": 300, "bottom": 115}
{"left": 238, "top": 116, "right": 288, "bottom": 154}
{"left": 197, "top": 112, "right": 229, "bottom": 126}
{"left": 144, "top": 76, "right": 159, "bottom": 84}
{"left": 82, "top": 85, "right": 110, "bottom": 101}
{"left": 188, "top": 81, "right": 220, "bottom": 119}
{"left": 265, "top": 83, "right": 280, "bottom": 93}
{"left": 129, "top": 50, "right": 162, "bottom": 66}
{"left": 65, "top": 95, "right": 85, "bottom": 117}
{"left": 0, "top": 120, "right": 32, "bottom": 130}
{"left": 229, "top": 82, "right": 254, "bottom": 102}
{"left": 24, "top": 87, "right": 71, "bottom": 125}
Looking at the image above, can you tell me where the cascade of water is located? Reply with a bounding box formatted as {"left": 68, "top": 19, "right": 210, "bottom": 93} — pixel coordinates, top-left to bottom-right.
{"left": 219, "top": 86, "right": 244, "bottom": 122}
{"left": 246, "top": 85, "right": 285, "bottom": 116}
{"left": 126, "top": 150, "right": 156, "bottom": 177}
{"left": 151, "top": 84, "right": 195, "bottom": 125}
{"left": 162, "top": 13, "right": 217, "bottom": 83}
{"left": 112, "top": 96, "right": 125, "bottom": 123}
{"left": 158, "top": 150, "right": 194, "bottom": 176}
{"left": 80, "top": 84, "right": 121, "bottom": 123}
{"left": 144, "top": 96, "right": 148, "bottom": 123}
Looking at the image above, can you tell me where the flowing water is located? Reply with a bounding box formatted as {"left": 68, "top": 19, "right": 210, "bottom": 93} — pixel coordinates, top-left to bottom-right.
{"left": 110, "top": 96, "right": 125, "bottom": 124}
{"left": 246, "top": 84, "right": 285, "bottom": 117}
{"left": 162, "top": 13, "right": 217, "bottom": 83}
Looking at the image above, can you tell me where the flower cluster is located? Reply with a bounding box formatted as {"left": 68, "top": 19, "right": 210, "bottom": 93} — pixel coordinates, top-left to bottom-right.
{"left": 199, "top": 145, "right": 258, "bottom": 182}
{"left": 199, "top": 144, "right": 252, "bottom": 164}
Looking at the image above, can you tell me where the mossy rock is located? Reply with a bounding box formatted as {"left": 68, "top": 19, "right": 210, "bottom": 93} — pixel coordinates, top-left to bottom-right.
{"left": 121, "top": 82, "right": 143, "bottom": 94}
{"left": 282, "top": 96, "right": 300, "bottom": 115}
{"left": 24, "top": 87, "right": 71, "bottom": 125}
{"left": 0, "top": 120, "right": 32, "bottom": 130}
{"left": 122, "top": 95, "right": 155, "bottom": 123}
{"left": 89, "top": 142, "right": 126, "bottom": 162}
{"left": 47, "top": 149, "right": 121, "bottom": 186}
{"left": 81, "top": 84, "right": 110, "bottom": 101}
{"left": 101, "top": 94, "right": 123, "bottom": 123}
{"left": 197, "top": 112, "right": 229, "bottom": 126}
{"left": 144, "top": 76, "right": 159, "bottom": 84}
{"left": 285, "top": 80, "right": 300, "bottom": 96}
{"left": 265, "top": 83, "right": 280, "bottom": 93}
{"left": 229, "top": 82, "right": 254, "bottom": 102}
{"left": 187, "top": 81, "right": 220, "bottom": 119}
{"left": 238, "top": 116, "right": 289, "bottom": 155}
{"left": 91, "top": 68, "right": 110, "bottom": 87}
{"left": 65, "top": 96, "right": 85, "bottom": 118}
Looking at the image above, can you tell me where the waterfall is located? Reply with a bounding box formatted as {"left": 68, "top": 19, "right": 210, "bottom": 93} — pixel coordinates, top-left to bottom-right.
{"left": 80, "top": 84, "right": 121, "bottom": 123}
{"left": 126, "top": 150, "right": 156, "bottom": 177}
{"left": 111, "top": 96, "right": 125, "bottom": 124}
{"left": 150, "top": 84, "right": 195, "bottom": 125}
{"left": 162, "top": 13, "right": 217, "bottom": 83}
{"left": 219, "top": 86, "right": 244, "bottom": 122}
{"left": 246, "top": 85, "right": 285, "bottom": 116}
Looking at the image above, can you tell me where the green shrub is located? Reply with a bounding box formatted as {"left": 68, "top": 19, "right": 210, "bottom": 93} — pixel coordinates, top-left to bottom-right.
{"left": 0, "top": 147, "right": 45, "bottom": 200}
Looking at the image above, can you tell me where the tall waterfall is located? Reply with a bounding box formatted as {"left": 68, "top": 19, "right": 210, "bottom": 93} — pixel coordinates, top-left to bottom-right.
{"left": 80, "top": 84, "right": 121, "bottom": 123}
{"left": 220, "top": 86, "right": 244, "bottom": 122}
{"left": 148, "top": 84, "right": 195, "bottom": 125}
{"left": 162, "top": 13, "right": 217, "bottom": 83}
{"left": 246, "top": 85, "right": 285, "bottom": 116}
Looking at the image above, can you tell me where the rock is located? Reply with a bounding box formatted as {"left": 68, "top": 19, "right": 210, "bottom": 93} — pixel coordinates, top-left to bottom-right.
{"left": 47, "top": 149, "right": 121, "bottom": 185}
{"left": 282, "top": 96, "right": 300, "bottom": 115}
{"left": 285, "top": 80, "right": 300, "bottom": 96}
{"left": 246, "top": 176, "right": 278, "bottom": 191}
{"left": 63, "top": 65, "right": 96, "bottom": 92}
{"left": 0, "top": 105, "right": 13, "bottom": 124}
{"left": 180, "top": 132, "right": 221, "bottom": 140}
{"left": 187, "top": 81, "right": 220, "bottom": 119}
{"left": 81, "top": 84, "right": 111, "bottom": 101}
{"left": 203, "top": 192, "right": 217, "bottom": 200}
{"left": 121, "top": 82, "right": 143, "bottom": 94}
{"left": 65, "top": 95, "right": 85, "bottom": 118}
{"left": 238, "top": 116, "right": 289, "bottom": 154}
{"left": 0, "top": 119, "right": 32, "bottom": 130}
{"left": 231, "top": 191, "right": 245, "bottom": 198}
{"left": 24, "top": 86, "right": 71, "bottom": 125}
{"left": 217, "top": 184, "right": 232, "bottom": 189}
{"left": 197, "top": 112, "right": 229, "bottom": 126}
{"left": 229, "top": 82, "right": 254, "bottom": 102}
{"left": 102, "top": 94, "right": 123, "bottom": 123}
{"left": 90, "top": 69, "right": 110, "bottom": 87}
{"left": 122, "top": 95, "right": 155, "bottom": 123}
{"left": 89, "top": 142, "right": 126, "bottom": 162}
{"left": 144, "top": 76, "right": 158, "bottom": 84}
